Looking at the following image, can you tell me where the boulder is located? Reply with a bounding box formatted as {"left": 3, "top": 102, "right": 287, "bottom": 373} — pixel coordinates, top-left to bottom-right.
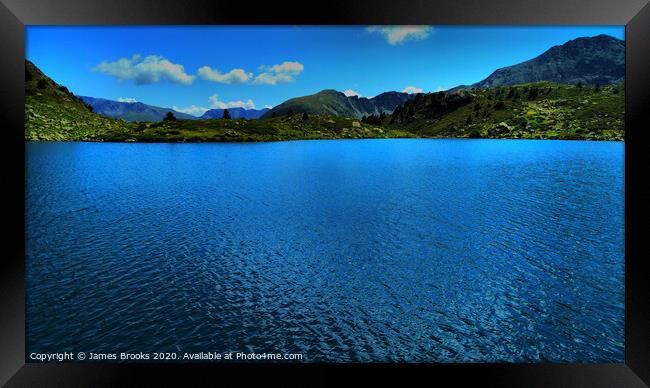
{"left": 488, "top": 122, "right": 513, "bottom": 137}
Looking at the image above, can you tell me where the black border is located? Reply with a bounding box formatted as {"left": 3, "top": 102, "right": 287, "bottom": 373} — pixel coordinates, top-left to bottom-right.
{"left": 1, "top": 0, "right": 649, "bottom": 386}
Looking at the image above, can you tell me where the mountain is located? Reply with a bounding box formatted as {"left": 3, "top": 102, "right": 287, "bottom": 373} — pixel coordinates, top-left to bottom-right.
{"left": 266, "top": 35, "right": 624, "bottom": 118}
{"left": 200, "top": 107, "right": 270, "bottom": 120}
{"left": 381, "top": 81, "right": 624, "bottom": 140}
{"left": 262, "top": 89, "right": 414, "bottom": 119}
{"left": 80, "top": 97, "right": 269, "bottom": 122}
{"left": 470, "top": 34, "right": 624, "bottom": 88}
{"left": 25, "top": 60, "right": 132, "bottom": 140}
{"left": 79, "top": 96, "right": 196, "bottom": 122}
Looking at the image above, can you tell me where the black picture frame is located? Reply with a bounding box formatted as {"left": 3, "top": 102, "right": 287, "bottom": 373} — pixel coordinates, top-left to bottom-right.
{"left": 1, "top": 0, "right": 649, "bottom": 386}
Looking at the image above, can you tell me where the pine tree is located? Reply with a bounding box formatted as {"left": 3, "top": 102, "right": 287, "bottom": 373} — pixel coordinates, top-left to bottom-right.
{"left": 223, "top": 109, "right": 231, "bottom": 119}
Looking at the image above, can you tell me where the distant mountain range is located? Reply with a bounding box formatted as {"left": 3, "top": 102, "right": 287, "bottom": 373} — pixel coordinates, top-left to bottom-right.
{"left": 262, "top": 90, "right": 414, "bottom": 119}
{"left": 80, "top": 96, "right": 270, "bottom": 122}
{"left": 79, "top": 96, "right": 196, "bottom": 122}
{"left": 451, "top": 34, "right": 624, "bottom": 91}
{"left": 200, "top": 107, "right": 270, "bottom": 120}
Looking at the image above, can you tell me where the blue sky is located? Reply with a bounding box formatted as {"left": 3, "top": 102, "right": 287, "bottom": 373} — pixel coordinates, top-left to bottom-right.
{"left": 26, "top": 25, "right": 623, "bottom": 116}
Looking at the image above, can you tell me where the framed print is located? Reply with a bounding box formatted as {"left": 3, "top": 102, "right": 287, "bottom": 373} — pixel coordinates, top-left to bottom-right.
{"left": 1, "top": 0, "right": 649, "bottom": 386}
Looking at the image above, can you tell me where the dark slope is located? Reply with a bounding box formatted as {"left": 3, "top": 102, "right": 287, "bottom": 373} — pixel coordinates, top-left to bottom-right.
{"left": 473, "top": 34, "right": 624, "bottom": 88}
{"left": 262, "top": 89, "right": 414, "bottom": 119}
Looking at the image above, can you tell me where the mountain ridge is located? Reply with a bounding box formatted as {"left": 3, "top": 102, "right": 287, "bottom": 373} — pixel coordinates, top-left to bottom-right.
{"left": 262, "top": 89, "right": 415, "bottom": 119}
{"left": 471, "top": 34, "right": 624, "bottom": 89}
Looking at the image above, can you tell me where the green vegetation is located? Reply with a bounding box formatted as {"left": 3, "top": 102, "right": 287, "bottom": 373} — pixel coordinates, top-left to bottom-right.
{"left": 384, "top": 82, "right": 624, "bottom": 141}
{"left": 25, "top": 60, "right": 623, "bottom": 142}
{"left": 25, "top": 60, "right": 133, "bottom": 141}
{"left": 101, "top": 115, "right": 416, "bottom": 143}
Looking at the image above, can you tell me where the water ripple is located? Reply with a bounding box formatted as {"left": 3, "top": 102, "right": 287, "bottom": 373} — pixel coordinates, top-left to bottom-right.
{"left": 26, "top": 140, "right": 624, "bottom": 362}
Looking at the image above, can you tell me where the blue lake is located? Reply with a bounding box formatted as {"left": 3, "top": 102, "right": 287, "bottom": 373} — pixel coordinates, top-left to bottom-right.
{"left": 26, "top": 139, "right": 624, "bottom": 362}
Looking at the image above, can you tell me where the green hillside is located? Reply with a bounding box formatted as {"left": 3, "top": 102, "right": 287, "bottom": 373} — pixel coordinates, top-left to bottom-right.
{"left": 25, "top": 60, "right": 133, "bottom": 141}
{"left": 381, "top": 82, "right": 624, "bottom": 141}
{"left": 262, "top": 89, "right": 412, "bottom": 119}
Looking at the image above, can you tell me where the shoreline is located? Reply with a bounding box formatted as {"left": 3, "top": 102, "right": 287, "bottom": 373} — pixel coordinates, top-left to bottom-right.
{"left": 24, "top": 136, "right": 625, "bottom": 144}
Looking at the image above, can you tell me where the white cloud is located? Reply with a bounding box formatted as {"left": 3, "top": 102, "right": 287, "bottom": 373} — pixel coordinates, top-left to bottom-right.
{"left": 197, "top": 66, "right": 253, "bottom": 84}
{"left": 117, "top": 97, "right": 137, "bottom": 103}
{"left": 171, "top": 105, "right": 209, "bottom": 116}
{"left": 262, "top": 61, "right": 304, "bottom": 75}
{"left": 172, "top": 94, "right": 257, "bottom": 117}
{"left": 208, "top": 94, "right": 256, "bottom": 109}
{"left": 94, "top": 55, "right": 195, "bottom": 85}
{"left": 402, "top": 86, "right": 424, "bottom": 94}
{"left": 434, "top": 85, "right": 448, "bottom": 92}
{"left": 253, "top": 72, "right": 294, "bottom": 85}
{"left": 343, "top": 89, "right": 361, "bottom": 97}
{"left": 263, "top": 105, "right": 273, "bottom": 109}
{"left": 254, "top": 61, "right": 305, "bottom": 85}
{"left": 366, "top": 26, "right": 432, "bottom": 45}
{"left": 95, "top": 56, "right": 305, "bottom": 87}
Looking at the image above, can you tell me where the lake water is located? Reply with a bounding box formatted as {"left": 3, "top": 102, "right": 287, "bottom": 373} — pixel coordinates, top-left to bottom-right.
{"left": 26, "top": 139, "right": 624, "bottom": 362}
